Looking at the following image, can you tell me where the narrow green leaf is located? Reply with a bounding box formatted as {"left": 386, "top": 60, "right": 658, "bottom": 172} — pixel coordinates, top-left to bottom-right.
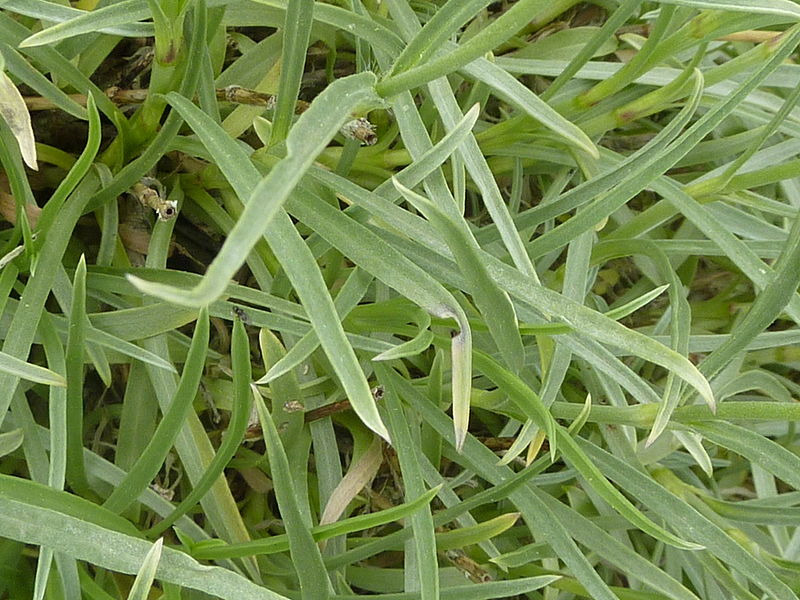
{"left": 475, "top": 69, "right": 703, "bottom": 247}
{"left": 35, "top": 93, "right": 101, "bottom": 244}
{"left": 0, "top": 473, "right": 139, "bottom": 536}
{"left": 372, "top": 103, "right": 481, "bottom": 198}
{"left": 147, "top": 315, "right": 253, "bottom": 536}
{"left": 253, "top": 0, "right": 598, "bottom": 158}
{"left": 256, "top": 267, "right": 372, "bottom": 384}
{"left": 451, "top": 59, "right": 600, "bottom": 159}
{"left": 510, "top": 27, "right": 618, "bottom": 61}
{"left": 332, "top": 576, "right": 560, "bottom": 599}
{"left": 657, "top": 0, "right": 800, "bottom": 18}
{"left": 604, "top": 284, "right": 670, "bottom": 320}
{"left": 541, "top": 0, "right": 640, "bottom": 99}
{"left": 373, "top": 315, "right": 433, "bottom": 361}
{"left": 103, "top": 308, "right": 209, "bottom": 514}
{"left": 393, "top": 180, "right": 524, "bottom": 374}
{"left": 378, "top": 362, "right": 439, "bottom": 600}
{"left": 386, "top": 368, "right": 620, "bottom": 600}
{"left": 700, "top": 496, "right": 800, "bottom": 526}
{"left": 255, "top": 394, "right": 332, "bottom": 599}
{"left": 388, "top": 0, "right": 495, "bottom": 74}
{"left": 533, "top": 491, "right": 703, "bottom": 600}
{"left": 525, "top": 70, "right": 704, "bottom": 260}
{"left": 258, "top": 329, "right": 305, "bottom": 445}
{"left": 307, "top": 167, "right": 714, "bottom": 425}
{"left": 294, "top": 186, "right": 454, "bottom": 317}
{"left": 379, "top": 0, "right": 565, "bottom": 95}
{"left": 126, "top": 538, "right": 163, "bottom": 600}
{"left": 566, "top": 393, "right": 592, "bottom": 436}
{"left": 65, "top": 255, "right": 88, "bottom": 494}
{"left": 0, "top": 489, "right": 290, "bottom": 600}
{"left": 18, "top": 0, "right": 150, "bottom": 47}
{"left": 581, "top": 440, "right": 798, "bottom": 600}
{"left": 32, "top": 548, "right": 54, "bottom": 600}
{"left": 288, "top": 187, "right": 469, "bottom": 446}
{"left": 37, "top": 313, "right": 68, "bottom": 600}
{"left": 700, "top": 209, "right": 800, "bottom": 378}
{"left": 129, "top": 72, "right": 380, "bottom": 307}
{"left": 86, "top": 327, "right": 176, "bottom": 373}
{"left": 89, "top": 303, "right": 199, "bottom": 340}
{"left": 588, "top": 239, "right": 694, "bottom": 442}
{"left": 83, "top": 3, "right": 206, "bottom": 212}
{"left": 191, "top": 486, "right": 442, "bottom": 560}
{"left": 270, "top": 0, "right": 313, "bottom": 143}
{"left": 0, "top": 42, "right": 86, "bottom": 120}
{"left": 0, "top": 428, "right": 23, "bottom": 457}
{"left": 689, "top": 421, "right": 800, "bottom": 491}
{"left": 0, "top": 351, "right": 65, "bottom": 387}
{"left": 557, "top": 430, "right": 703, "bottom": 550}
{"left": 472, "top": 349, "right": 556, "bottom": 460}
{"left": 577, "top": 5, "right": 677, "bottom": 107}
{"left": 0, "top": 13, "right": 125, "bottom": 123}
{"left": 435, "top": 512, "right": 520, "bottom": 552}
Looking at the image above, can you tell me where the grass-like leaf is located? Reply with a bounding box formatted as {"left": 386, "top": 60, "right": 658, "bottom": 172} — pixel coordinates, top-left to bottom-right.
{"left": 128, "top": 76, "right": 391, "bottom": 440}
{"left": 102, "top": 308, "right": 209, "bottom": 514}
{"left": 0, "top": 487, "right": 290, "bottom": 600}
{"left": 0, "top": 173, "right": 97, "bottom": 429}
{"left": 128, "top": 73, "right": 380, "bottom": 307}
{"left": 434, "top": 512, "right": 520, "bottom": 552}
{"left": 0, "top": 42, "right": 86, "bottom": 120}
{"left": 256, "top": 267, "right": 372, "bottom": 384}
{"left": 270, "top": 0, "right": 313, "bottom": 143}
{"left": 393, "top": 179, "right": 524, "bottom": 373}
{"left": 6, "top": 2, "right": 800, "bottom": 598}
{"left": 0, "top": 351, "right": 65, "bottom": 387}
{"left": 64, "top": 256, "right": 89, "bottom": 494}
{"left": 379, "top": 362, "right": 439, "bottom": 600}
{"left": 582, "top": 440, "right": 798, "bottom": 600}
{"left": 126, "top": 538, "right": 163, "bottom": 600}
{"left": 657, "top": 0, "right": 800, "bottom": 18}
{"left": 288, "top": 187, "right": 473, "bottom": 448}
{"left": 0, "top": 428, "right": 22, "bottom": 457}
{"left": 147, "top": 315, "right": 252, "bottom": 536}
{"left": 255, "top": 393, "right": 332, "bottom": 599}
{"left": 192, "top": 485, "right": 442, "bottom": 560}
{"left": 18, "top": 0, "right": 150, "bottom": 47}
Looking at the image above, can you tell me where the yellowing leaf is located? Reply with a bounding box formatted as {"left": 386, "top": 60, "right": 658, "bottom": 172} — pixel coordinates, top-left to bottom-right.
{"left": 0, "top": 71, "right": 37, "bottom": 171}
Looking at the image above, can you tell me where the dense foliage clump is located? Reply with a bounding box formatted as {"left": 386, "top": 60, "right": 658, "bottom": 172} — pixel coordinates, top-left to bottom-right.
{"left": 1, "top": 1, "right": 800, "bottom": 599}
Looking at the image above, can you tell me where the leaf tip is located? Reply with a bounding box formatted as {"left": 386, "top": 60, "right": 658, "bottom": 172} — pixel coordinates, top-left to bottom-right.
{"left": 644, "top": 429, "right": 661, "bottom": 448}
{"left": 254, "top": 372, "right": 274, "bottom": 385}
{"left": 126, "top": 274, "right": 208, "bottom": 308}
{"left": 390, "top": 176, "right": 408, "bottom": 194}
{"left": 466, "top": 102, "right": 481, "bottom": 123}
{"left": 454, "top": 426, "right": 466, "bottom": 453}
{"left": 681, "top": 540, "right": 705, "bottom": 551}
{"left": 17, "top": 37, "right": 38, "bottom": 49}
{"left": 701, "top": 384, "right": 716, "bottom": 414}
{"left": 375, "top": 422, "right": 392, "bottom": 445}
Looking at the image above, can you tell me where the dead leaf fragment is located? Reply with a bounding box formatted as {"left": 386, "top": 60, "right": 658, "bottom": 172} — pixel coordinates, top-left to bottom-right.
{"left": 0, "top": 71, "right": 37, "bottom": 171}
